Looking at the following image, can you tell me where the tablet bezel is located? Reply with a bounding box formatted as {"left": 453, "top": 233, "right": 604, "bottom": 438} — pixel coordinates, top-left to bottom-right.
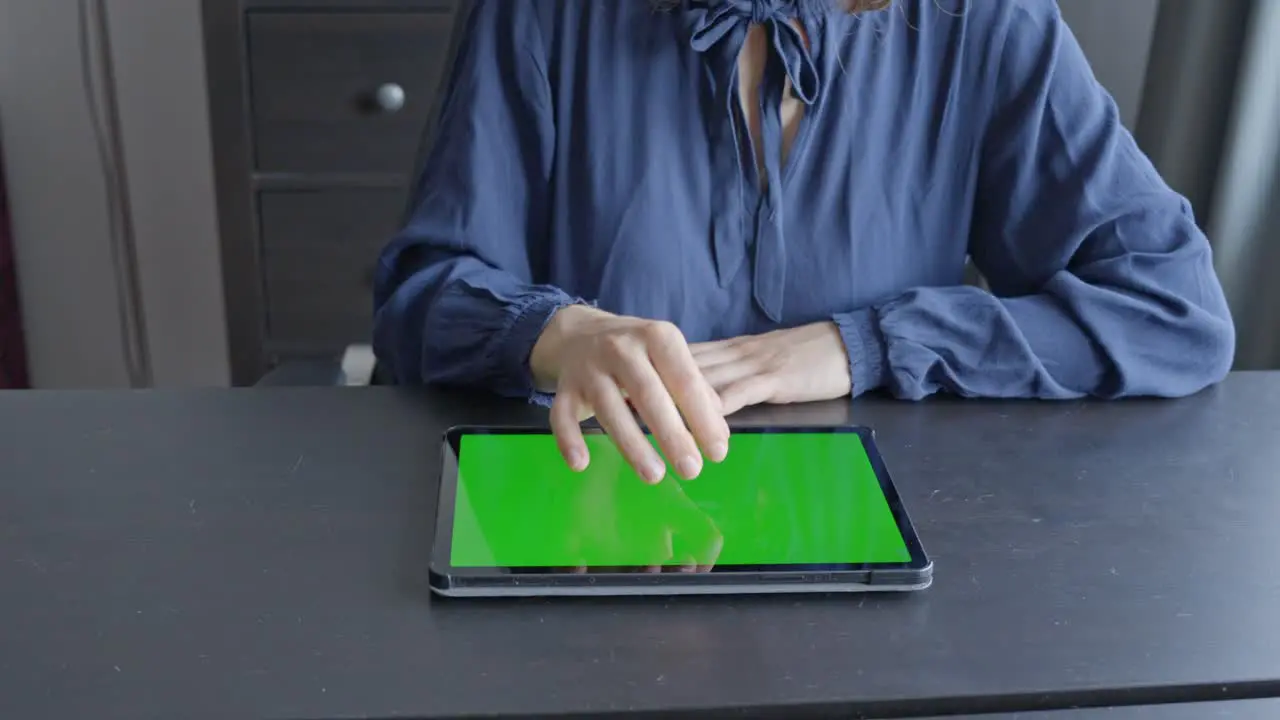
{"left": 429, "top": 425, "right": 932, "bottom": 596}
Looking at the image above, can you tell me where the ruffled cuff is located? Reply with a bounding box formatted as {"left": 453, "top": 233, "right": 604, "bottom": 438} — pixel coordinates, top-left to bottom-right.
{"left": 833, "top": 308, "right": 889, "bottom": 399}
{"left": 496, "top": 291, "right": 588, "bottom": 406}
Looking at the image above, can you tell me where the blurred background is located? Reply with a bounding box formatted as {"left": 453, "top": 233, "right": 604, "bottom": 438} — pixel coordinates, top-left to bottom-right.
{"left": 0, "top": 0, "right": 1275, "bottom": 389}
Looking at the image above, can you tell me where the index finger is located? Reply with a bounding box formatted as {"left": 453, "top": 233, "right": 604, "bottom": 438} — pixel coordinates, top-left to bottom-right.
{"left": 647, "top": 333, "right": 730, "bottom": 463}
{"left": 549, "top": 391, "right": 590, "bottom": 472}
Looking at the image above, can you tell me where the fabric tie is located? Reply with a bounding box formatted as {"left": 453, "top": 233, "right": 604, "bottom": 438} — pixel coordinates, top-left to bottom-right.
{"left": 688, "top": 0, "right": 821, "bottom": 104}
{"left": 685, "top": 0, "right": 825, "bottom": 322}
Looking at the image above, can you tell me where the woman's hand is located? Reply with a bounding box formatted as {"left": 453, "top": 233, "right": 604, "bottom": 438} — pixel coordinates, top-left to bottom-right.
{"left": 690, "top": 322, "right": 853, "bottom": 416}
{"left": 530, "top": 306, "right": 729, "bottom": 483}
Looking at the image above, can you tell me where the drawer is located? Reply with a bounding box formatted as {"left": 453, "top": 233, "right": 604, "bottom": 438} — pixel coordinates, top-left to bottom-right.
{"left": 258, "top": 188, "right": 405, "bottom": 355}
{"left": 247, "top": 10, "right": 457, "bottom": 175}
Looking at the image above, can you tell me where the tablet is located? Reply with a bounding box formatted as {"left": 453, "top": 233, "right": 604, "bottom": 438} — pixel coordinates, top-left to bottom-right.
{"left": 429, "top": 426, "right": 932, "bottom": 597}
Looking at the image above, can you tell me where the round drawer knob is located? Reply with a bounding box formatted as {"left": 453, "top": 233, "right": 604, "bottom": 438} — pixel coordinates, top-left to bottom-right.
{"left": 373, "top": 83, "right": 406, "bottom": 113}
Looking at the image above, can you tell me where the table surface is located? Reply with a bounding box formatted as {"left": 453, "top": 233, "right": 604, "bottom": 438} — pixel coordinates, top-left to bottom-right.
{"left": 934, "top": 699, "right": 1280, "bottom": 719}
{"left": 4, "top": 374, "right": 1280, "bottom": 719}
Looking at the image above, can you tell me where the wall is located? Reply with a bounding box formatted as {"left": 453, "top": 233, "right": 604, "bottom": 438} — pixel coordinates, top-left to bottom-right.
{"left": 1059, "top": 0, "right": 1161, "bottom": 129}
{"left": 0, "top": 0, "right": 229, "bottom": 388}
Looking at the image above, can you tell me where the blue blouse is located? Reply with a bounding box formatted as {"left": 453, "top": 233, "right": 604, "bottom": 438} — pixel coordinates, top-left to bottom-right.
{"left": 373, "top": 0, "right": 1234, "bottom": 402}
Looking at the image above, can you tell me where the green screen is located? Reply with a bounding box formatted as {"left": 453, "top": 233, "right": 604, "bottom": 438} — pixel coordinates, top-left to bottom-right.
{"left": 450, "top": 431, "right": 911, "bottom": 569}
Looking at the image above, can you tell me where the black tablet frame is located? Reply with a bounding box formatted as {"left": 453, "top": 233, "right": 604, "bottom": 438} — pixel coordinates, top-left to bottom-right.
{"left": 429, "top": 425, "right": 932, "bottom": 595}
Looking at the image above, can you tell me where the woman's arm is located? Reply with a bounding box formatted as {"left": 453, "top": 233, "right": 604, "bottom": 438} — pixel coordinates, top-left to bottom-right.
{"left": 375, "top": 1, "right": 726, "bottom": 477}
{"left": 373, "top": 0, "right": 583, "bottom": 400}
{"left": 834, "top": 1, "right": 1234, "bottom": 400}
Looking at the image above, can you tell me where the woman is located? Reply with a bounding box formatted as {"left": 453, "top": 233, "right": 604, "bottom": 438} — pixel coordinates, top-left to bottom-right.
{"left": 373, "top": 0, "right": 1234, "bottom": 482}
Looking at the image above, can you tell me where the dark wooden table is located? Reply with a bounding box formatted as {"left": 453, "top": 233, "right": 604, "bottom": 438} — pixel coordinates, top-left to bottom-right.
{"left": 3, "top": 375, "right": 1280, "bottom": 719}
{"left": 928, "top": 699, "right": 1280, "bottom": 718}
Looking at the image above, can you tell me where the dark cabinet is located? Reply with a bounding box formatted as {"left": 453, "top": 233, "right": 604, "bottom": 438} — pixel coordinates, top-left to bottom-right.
{"left": 259, "top": 187, "right": 405, "bottom": 356}
{"left": 247, "top": 11, "right": 456, "bottom": 175}
{"left": 203, "top": 0, "right": 462, "bottom": 384}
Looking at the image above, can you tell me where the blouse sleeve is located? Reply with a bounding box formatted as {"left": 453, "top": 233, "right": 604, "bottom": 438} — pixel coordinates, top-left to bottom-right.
{"left": 833, "top": 1, "right": 1234, "bottom": 400}
{"left": 372, "top": 0, "right": 584, "bottom": 401}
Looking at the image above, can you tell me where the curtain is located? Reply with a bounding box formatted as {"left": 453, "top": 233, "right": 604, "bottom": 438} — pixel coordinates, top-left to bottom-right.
{"left": 1137, "top": 0, "right": 1280, "bottom": 370}
{"left": 0, "top": 134, "right": 31, "bottom": 388}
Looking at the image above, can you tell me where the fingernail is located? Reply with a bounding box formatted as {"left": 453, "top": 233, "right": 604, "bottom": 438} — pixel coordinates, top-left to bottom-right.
{"left": 643, "top": 458, "right": 668, "bottom": 484}
{"left": 567, "top": 448, "right": 588, "bottom": 472}
{"left": 708, "top": 441, "right": 728, "bottom": 463}
{"left": 676, "top": 455, "right": 702, "bottom": 480}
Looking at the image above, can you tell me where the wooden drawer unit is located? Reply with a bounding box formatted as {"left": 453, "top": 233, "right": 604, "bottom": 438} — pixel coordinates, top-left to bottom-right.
{"left": 203, "top": 0, "right": 466, "bottom": 382}
{"left": 247, "top": 11, "right": 456, "bottom": 175}
{"left": 259, "top": 188, "right": 404, "bottom": 356}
